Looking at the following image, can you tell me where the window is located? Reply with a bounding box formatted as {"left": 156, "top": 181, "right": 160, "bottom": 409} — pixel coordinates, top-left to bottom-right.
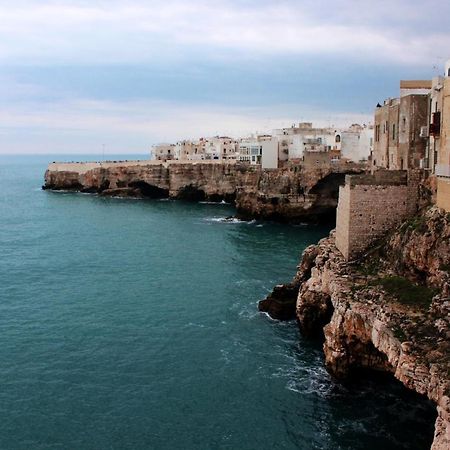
{"left": 430, "top": 112, "right": 441, "bottom": 136}
{"left": 335, "top": 135, "right": 341, "bottom": 143}
{"left": 392, "top": 124, "right": 396, "bottom": 140}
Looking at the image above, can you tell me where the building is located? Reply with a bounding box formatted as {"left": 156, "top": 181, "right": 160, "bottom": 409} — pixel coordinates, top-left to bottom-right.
{"left": 340, "top": 124, "right": 374, "bottom": 162}
{"left": 151, "top": 143, "right": 175, "bottom": 161}
{"left": 433, "top": 60, "right": 450, "bottom": 211}
{"left": 272, "top": 122, "right": 337, "bottom": 161}
{"left": 174, "top": 139, "right": 207, "bottom": 161}
{"left": 372, "top": 81, "right": 431, "bottom": 170}
{"left": 336, "top": 60, "right": 450, "bottom": 261}
{"left": 238, "top": 135, "right": 278, "bottom": 169}
{"left": 204, "top": 137, "right": 238, "bottom": 161}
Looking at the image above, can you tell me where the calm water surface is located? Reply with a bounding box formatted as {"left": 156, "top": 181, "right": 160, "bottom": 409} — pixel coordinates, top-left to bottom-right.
{"left": 0, "top": 155, "right": 435, "bottom": 449}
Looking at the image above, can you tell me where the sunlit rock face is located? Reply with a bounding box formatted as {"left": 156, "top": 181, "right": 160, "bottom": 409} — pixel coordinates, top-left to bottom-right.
{"left": 44, "top": 160, "right": 364, "bottom": 222}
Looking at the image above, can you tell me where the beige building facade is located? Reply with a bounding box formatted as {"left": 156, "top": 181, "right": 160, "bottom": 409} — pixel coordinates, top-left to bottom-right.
{"left": 373, "top": 83, "right": 430, "bottom": 171}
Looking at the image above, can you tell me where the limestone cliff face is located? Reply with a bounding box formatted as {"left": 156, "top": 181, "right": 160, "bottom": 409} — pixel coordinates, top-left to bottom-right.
{"left": 383, "top": 207, "right": 450, "bottom": 290}
{"left": 44, "top": 162, "right": 236, "bottom": 201}
{"left": 264, "top": 208, "right": 449, "bottom": 449}
{"left": 235, "top": 166, "right": 358, "bottom": 221}
{"left": 44, "top": 161, "right": 364, "bottom": 222}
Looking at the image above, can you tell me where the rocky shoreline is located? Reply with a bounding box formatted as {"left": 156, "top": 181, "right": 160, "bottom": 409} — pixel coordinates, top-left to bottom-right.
{"left": 43, "top": 160, "right": 364, "bottom": 223}
{"left": 260, "top": 206, "right": 450, "bottom": 449}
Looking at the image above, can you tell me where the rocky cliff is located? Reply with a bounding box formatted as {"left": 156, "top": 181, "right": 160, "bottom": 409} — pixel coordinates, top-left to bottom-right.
{"left": 261, "top": 206, "right": 450, "bottom": 449}
{"left": 44, "top": 160, "right": 364, "bottom": 222}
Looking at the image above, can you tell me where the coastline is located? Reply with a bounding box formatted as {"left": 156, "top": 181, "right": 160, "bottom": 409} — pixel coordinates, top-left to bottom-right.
{"left": 42, "top": 158, "right": 448, "bottom": 448}
{"left": 43, "top": 159, "right": 365, "bottom": 223}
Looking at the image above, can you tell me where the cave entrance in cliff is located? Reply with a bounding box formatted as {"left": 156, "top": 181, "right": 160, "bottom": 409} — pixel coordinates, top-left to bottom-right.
{"left": 326, "top": 365, "right": 437, "bottom": 449}
{"left": 128, "top": 181, "right": 169, "bottom": 199}
{"left": 308, "top": 173, "right": 348, "bottom": 224}
{"left": 329, "top": 338, "right": 437, "bottom": 449}
{"left": 177, "top": 185, "right": 207, "bottom": 201}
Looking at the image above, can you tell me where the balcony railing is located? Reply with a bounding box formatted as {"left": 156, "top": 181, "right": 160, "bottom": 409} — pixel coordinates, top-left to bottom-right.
{"left": 435, "top": 164, "right": 450, "bottom": 177}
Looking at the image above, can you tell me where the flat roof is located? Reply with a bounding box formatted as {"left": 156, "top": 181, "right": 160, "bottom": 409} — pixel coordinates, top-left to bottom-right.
{"left": 400, "top": 80, "right": 432, "bottom": 89}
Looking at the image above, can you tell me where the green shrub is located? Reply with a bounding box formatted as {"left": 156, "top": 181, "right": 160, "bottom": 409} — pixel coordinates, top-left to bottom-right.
{"left": 375, "top": 276, "right": 437, "bottom": 307}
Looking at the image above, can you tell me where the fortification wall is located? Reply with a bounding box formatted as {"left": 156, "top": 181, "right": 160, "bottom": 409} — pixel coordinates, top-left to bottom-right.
{"left": 335, "top": 170, "right": 422, "bottom": 260}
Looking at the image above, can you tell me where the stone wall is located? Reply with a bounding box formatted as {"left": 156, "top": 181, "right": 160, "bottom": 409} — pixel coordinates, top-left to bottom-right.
{"left": 335, "top": 170, "right": 421, "bottom": 260}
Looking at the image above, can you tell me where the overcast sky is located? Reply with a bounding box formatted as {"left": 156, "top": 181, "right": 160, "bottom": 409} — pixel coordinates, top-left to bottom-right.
{"left": 1, "top": 0, "right": 449, "bottom": 154}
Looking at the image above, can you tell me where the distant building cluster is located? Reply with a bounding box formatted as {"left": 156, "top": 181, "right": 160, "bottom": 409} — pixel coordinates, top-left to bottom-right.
{"left": 372, "top": 59, "right": 450, "bottom": 212}
{"left": 151, "top": 122, "right": 374, "bottom": 169}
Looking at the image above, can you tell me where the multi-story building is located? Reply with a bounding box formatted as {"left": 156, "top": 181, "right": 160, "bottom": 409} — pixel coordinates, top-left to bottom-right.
{"left": 238, "top": 135, "right": 278, "bottom": 169}
{"left": 174, "top": 140, "right": 206, "bottom": 161}
{"left": 340, "top": 124, "right": 374, "bottom": 162}
{"left": 204, "top": 137, "right": 237, "bottom": 160}
{"left": 272, "top": 122, "right": 337, "bottom": 161}
{"left": 372, "top": 81, "right": 431, "bottom": 169}
{"left": 371, "top": 60, "right": 450, "bottom": 212}
{"left": 433, "top": 60, "right": 450, "bottom": 211}
{"left": 151, "top": 143, "right": 175, "bottom": 161}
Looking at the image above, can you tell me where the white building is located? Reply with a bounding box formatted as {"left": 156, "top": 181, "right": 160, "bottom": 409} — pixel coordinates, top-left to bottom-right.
{"left": 238, "top": 135, "right": 278, "bottom": 169}
{"left": 205, "top": 137, "right": 238, "bottom": 160}
{"left": 272, "top": 122, "right": 336, "bottom": 160}
{"left": 340, "top": 124, "right": 374, "bottom": 162}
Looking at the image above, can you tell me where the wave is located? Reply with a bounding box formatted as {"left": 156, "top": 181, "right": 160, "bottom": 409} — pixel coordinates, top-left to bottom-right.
{"left": 199, "top": 200, "right": 230, "bottom": 205}
{"left": 204, "top": 216, "right": 249, "bottom": 224}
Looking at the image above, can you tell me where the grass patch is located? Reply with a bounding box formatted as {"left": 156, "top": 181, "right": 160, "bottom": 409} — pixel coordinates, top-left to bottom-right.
{"left": 356, "top": 258, "right": 381, "bottom": 276}
{"left": 374, "top": 276, "right": 437, "bottom": 307}
{"left": 404, "top": 216, "right": 427, "bottom": 233}
{"left": 392, "top": 325, "right": 407, "bottom": 341}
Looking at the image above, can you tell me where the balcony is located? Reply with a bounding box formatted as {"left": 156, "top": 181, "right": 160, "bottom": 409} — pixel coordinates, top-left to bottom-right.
{"left": 435, "top": 164, "right": 450, "bottom": 178}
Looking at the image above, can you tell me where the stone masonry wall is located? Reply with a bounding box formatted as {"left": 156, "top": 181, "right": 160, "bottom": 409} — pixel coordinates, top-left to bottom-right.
{"left": 335, "top": 170, "right": 421, "bottom": 260}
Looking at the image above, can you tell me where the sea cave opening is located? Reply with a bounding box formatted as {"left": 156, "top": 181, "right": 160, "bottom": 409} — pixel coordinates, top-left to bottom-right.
{"left": 128, "top": 181, "right": 169, "bottom": 199}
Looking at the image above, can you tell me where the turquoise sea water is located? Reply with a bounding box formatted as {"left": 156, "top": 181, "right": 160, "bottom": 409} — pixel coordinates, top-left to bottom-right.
{"left": 0, "top": 155, "right": 435, "bottom": 450}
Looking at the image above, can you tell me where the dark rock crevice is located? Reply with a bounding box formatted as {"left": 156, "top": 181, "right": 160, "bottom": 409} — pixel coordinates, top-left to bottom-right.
{"left": 127, "top": 181, "right": 169, "bottom": 198}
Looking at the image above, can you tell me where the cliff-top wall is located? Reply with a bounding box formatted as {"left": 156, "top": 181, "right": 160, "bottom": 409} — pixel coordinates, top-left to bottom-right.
{"left": 335, "top": 170, "right": 427, "bottom": 260}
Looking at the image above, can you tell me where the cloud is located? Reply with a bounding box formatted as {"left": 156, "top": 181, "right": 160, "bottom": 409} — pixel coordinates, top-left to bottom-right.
{"left": 0, "top": 0, "right": 447, "bottom": 154}
{"left": 0, "top": 0, "right": 448, "bottom": 66}
{"left": 0, "top": 97, "right": 371, "bottom": 153}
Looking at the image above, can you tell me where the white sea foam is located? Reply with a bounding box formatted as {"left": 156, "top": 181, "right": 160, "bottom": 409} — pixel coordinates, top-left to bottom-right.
{"left": 204, "top": 217, "right": 247, "bottom": 224}
{"left": 199, "top": 200, "right": 230, "bottom": 205}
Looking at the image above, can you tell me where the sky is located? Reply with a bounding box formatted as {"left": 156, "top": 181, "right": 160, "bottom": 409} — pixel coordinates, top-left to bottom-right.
{"left": 0, "top": 0, "right": 449, "bottom": 154}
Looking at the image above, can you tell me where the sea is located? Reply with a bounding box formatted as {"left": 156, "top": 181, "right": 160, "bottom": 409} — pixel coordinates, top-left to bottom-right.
{"left": 0, "top": 154, "right": 436, "bottom": 449}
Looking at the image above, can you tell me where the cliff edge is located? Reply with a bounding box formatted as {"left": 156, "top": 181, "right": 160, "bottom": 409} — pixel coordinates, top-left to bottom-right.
{"left": 261, "top": 206, "right": 450, "bottom": 449}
